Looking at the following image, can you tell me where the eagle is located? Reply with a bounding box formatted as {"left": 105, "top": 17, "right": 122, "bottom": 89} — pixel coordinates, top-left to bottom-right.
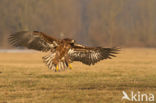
{"left": 8, "top": 31, "right": 119, "bottom": 72}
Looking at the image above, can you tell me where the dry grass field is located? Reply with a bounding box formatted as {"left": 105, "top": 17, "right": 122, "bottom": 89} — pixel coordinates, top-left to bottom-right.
{"left": 0, "top": 48, "right": 156, "bottom": 103}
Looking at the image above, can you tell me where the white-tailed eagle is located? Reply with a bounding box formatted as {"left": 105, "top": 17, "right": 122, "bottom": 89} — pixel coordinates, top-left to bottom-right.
{"left": 8, "top": 31, "right": 119, "bottom": 72}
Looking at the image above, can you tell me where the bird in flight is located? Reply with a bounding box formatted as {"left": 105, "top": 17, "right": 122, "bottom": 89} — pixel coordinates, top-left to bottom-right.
{"left": 8, "top": 31, "right": 119, "bottom": 72}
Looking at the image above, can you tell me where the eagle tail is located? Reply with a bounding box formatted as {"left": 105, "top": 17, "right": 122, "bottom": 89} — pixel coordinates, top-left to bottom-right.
{"left": 42, "top": 53, "right": 69, "bottom": 71}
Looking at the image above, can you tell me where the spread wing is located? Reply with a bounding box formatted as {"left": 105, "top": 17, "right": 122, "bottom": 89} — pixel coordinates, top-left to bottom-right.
{"left": 8, "top": 31, "right": 60, "bottom": 52}
{"left": 68, "top": 44, "right": 119, "bottom": 65}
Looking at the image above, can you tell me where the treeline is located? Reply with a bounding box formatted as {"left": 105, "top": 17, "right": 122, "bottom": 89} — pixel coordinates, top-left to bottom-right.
{"left": 0, "top": 0, "right": 156, "bottom": 48}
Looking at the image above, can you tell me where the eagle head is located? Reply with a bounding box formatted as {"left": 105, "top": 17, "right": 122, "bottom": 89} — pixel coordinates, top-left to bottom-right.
{"left": 63, "top": 38, "right": 75, "bottom": 44}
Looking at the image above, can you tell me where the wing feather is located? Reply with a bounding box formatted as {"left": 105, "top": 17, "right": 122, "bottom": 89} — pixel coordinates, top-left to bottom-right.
{"left": 8, "top": 31, "right": 59, "bottom": 52}
{"left": 68, "top": 44, "right": 119, "bottom": 65}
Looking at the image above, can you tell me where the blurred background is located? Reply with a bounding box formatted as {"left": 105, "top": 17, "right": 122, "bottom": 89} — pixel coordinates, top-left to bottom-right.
{"left": 0, "top": 0, "right": 156, "bottom": 48}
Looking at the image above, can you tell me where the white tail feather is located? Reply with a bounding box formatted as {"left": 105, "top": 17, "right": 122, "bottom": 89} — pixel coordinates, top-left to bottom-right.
{"left": 42, "top": 53, "right": 69, "bottom": 71}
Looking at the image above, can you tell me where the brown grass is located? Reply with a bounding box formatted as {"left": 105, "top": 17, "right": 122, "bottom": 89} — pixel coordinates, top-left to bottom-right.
{"left": 0, "top": 48, "right": 156, "bottom": 103}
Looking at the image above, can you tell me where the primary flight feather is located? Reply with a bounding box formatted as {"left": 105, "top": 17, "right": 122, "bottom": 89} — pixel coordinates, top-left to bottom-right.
{"left": 8, "top": 31, "right": 119, "bottom": 72}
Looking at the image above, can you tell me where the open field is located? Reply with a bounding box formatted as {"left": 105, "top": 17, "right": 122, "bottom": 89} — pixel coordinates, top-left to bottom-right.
{"left": 0, "top": 48, "right": 156, "bottom": 103}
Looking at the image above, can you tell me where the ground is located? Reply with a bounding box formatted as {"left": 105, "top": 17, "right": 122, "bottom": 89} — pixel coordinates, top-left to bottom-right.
{"left": 0, "top": 48, "right": 156, "bottom": 103}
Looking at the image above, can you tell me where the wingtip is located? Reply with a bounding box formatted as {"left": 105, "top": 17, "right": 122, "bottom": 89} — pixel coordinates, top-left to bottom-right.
{"left": 112, "top": 47, "right": 121, "bottom": 51}
{"left": 111, "top": 47, "right": 121, "bottom": 54}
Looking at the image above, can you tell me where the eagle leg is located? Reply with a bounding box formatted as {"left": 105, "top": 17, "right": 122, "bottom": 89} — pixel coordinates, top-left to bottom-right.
{"left": 56, "top": 65, "right": 59, "bottom": 72}
{"left": 68, "top": 64, "right": 72, "bottom": 69}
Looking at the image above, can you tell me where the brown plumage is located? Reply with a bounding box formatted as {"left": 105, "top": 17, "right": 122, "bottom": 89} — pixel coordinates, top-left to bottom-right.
{"left": 8, "top": 31, "right": 119, "bottom": 72}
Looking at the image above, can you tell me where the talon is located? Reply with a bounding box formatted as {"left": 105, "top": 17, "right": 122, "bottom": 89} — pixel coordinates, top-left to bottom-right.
{"left": 69, "top": 64, "right": 72, "bottom": 69}
{"left": 56, "top": 65, "right": 59, "bottom": 71}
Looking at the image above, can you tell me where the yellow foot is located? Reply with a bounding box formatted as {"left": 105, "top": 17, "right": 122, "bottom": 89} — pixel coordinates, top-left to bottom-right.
{"left": 56, "top": 65, "right": 59, "bottom": 71}
{"left": 68, "top": 64, "right": 72, "bottom": 69}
